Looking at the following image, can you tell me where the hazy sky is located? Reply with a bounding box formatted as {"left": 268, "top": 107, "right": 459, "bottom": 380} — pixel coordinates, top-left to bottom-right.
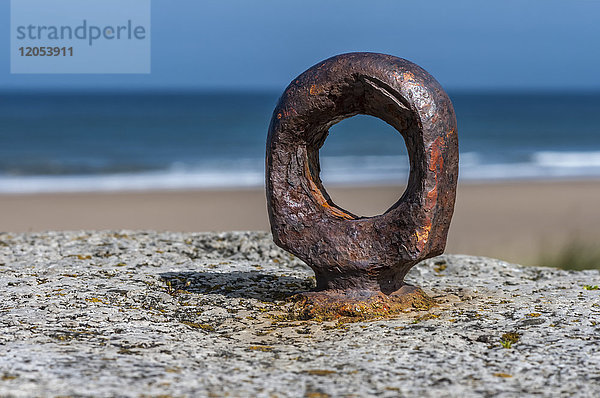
{"left": 2, "top": 0, "right": 599, "bottom": 91}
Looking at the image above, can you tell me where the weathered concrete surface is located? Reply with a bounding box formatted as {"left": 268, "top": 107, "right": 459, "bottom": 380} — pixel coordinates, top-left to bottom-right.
{"left": 0, "top": 231, "right": 598, "bottom": 397}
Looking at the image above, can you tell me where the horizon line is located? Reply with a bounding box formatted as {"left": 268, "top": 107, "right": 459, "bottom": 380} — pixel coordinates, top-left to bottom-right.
{"left": 2, "top": 87, "right": 600, "bottom": 96}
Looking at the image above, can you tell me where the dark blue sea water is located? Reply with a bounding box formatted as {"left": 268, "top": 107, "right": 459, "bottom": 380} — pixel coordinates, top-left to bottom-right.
{"left": 1, "top": 91, "right": 599, "bottom": 193}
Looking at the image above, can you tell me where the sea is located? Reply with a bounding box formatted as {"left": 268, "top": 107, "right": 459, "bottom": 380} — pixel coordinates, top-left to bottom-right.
{"left": 1, "top": 91, "right": 599, "bottom": 194}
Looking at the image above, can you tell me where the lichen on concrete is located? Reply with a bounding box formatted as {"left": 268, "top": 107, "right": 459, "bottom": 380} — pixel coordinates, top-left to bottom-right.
{"left": 0, "top": 231, "right": 598, "bottom": 397}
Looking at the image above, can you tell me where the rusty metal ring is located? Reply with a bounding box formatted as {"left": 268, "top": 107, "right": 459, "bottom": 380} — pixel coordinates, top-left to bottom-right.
{"left": 266, "top": 52, "right": 458, "bottom": 299}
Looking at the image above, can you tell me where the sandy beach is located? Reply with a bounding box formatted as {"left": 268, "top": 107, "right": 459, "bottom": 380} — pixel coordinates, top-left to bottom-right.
{"left": 1, "top": 180, "right": 599, "bottom": 265}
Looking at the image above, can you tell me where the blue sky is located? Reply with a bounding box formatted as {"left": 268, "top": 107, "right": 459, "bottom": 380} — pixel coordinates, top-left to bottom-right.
{"left": 2, "top": 0, "right": 599, "bottom": 91}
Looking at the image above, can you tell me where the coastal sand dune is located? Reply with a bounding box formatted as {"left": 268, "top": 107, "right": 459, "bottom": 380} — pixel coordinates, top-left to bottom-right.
{"left": 1, "top": 180, "right": 599, "bottom": 265}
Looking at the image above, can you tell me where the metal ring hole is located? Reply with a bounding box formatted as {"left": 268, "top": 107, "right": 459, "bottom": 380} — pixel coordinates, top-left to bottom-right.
{"left": 317, "top": 115, "right": 410, "bottom": 217}
{"left": 304, "top": 76, "right": 423, "bottom": 220}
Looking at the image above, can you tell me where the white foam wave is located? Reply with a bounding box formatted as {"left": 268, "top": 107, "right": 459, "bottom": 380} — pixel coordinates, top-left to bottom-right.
{"left": 461, "top": 150, "right": 600, "bottom": 181}
{"left": 2, "top": 151, "right": 600, "bottom": 193}
{"left": 0, "top": 170, "right": 264, "bottom": 194}
{"left": 532, "top": 151, "right": 600, "bottom": 168}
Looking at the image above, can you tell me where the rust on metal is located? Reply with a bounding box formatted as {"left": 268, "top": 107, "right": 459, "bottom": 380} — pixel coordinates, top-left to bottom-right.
{"left": 266, "top": 53, "right": 458, "bottom": 320}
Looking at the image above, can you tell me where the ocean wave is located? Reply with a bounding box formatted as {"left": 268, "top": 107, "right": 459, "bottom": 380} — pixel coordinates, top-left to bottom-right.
{"left": 0, "top": 170, "right": 264, "bottom": 194}
{"left": 1, "top": 151, "right": 600, "bottom": 193}
{"left": 532, "top": 151, "right": 600, "bottom": 168}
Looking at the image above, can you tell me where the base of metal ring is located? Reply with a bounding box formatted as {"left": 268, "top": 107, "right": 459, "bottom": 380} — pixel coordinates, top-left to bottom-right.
{"left": 288, "top": 285, "right": 436, "bottom": 322}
